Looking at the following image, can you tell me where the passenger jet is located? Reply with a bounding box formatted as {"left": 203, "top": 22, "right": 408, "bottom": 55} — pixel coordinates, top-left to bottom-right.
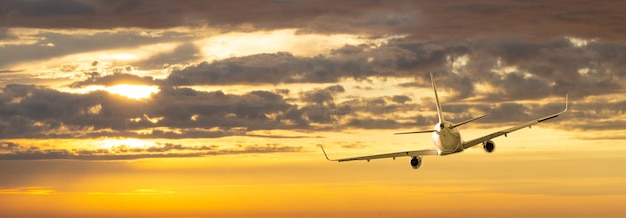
{"left": 320, "top": 73, "right": 568, "bottom": 169}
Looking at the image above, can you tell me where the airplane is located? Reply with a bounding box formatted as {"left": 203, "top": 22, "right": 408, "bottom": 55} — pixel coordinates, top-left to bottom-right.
{"left": 320, "top": 73, "right": 568, "bottom": 169}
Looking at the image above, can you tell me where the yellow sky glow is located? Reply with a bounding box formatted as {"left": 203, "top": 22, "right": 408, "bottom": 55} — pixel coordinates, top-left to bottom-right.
{"left": 1, "top": 5, "right": 625, "bottom": 216}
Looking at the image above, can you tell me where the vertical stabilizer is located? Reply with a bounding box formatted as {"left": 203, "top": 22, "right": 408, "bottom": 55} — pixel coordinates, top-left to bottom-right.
{"left": 430, "top": 73, "right": 445, "bottom": 123}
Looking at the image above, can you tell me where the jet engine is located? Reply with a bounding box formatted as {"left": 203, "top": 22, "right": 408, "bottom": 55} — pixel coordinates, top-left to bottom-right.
{"left": 410, "top": 156, "right": 422, "bottom": 169}
{"left": 483, "top": 140, "right": 495, "bottom": 153}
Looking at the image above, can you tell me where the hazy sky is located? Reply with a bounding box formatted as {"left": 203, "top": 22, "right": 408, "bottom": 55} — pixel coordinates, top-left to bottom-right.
{"left": 1, "top": 1, "right": 626, "bottom": 217}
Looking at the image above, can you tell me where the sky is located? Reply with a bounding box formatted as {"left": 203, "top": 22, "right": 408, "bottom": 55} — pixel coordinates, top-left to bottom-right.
{"left": 1, "top": 0, "right": 626, "bottom": 217}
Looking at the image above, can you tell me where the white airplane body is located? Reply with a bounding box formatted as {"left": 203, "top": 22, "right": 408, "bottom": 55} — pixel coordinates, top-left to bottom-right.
{"left": 320, "top": 73, "right": 568, "bottom": 169}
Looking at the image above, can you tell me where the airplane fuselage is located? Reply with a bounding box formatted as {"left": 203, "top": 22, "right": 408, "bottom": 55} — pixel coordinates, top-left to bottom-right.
{"left": 432, "top": 121, "right": 463, "bottom": 155}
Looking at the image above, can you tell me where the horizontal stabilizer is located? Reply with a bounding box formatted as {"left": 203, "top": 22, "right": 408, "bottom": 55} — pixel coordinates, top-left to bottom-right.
{"left": 394, "top": 130, "right": 434, "bottom": 135}
{"left": 451, "top": 114, "right": 488, "bottom": 128}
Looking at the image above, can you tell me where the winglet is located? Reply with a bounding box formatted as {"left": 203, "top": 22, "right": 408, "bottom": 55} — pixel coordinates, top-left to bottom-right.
{"left": 430, "top": 73, "right": 445, "bottom": 123}
{"left": 563, "top": 94, "right": 569, "bottom": 112}
{"left": 318, "top": 145, "right": 335, "bottom": 161}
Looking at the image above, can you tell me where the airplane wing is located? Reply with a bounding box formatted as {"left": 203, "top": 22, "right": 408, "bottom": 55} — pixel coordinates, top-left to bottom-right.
{"left": 320, "top": 145, "right": 439, "bottom": 162}
{"left": 462, "top": 95, "right": 568, "bottom": 149}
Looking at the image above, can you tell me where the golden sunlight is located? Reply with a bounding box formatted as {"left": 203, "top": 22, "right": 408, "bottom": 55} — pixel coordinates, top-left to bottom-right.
{"left": 105, "top": 84, "right": 159, "bottom": 99}
{"left": 194, "top": 29, "right": 367, "bottom": 61}
{"left": 97, "top": 138, "right": 156, "bottom": 150}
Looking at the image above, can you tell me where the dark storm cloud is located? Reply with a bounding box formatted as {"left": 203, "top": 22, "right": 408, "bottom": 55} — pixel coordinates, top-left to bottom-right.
{"left": 6, "top": 0, "right": 96, "bottom": 17}
{"left": 0, "top": 0, "right": 389, "bottom": 30}
{"left": 392, "top": 38, "right": 625, "bottom": 101}
{"left": 2, "top": 1, "right": 626, "bottom": 42}
{"left": 166, "top": 52, "right": 379, "bottom": 85}
{"left": 476, "top": 39, "right": 626, "bottom": 100}
{"left": 0, "top": 141, "right": 301, "bottom": 160}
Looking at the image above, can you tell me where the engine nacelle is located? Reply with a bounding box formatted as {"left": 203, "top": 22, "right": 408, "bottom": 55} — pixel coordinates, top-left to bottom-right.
{"left": 483, "top": 140, "right": 495, "bottom": 153}
{"left": 410, "top": 156, "right": 422, "bottom": 169}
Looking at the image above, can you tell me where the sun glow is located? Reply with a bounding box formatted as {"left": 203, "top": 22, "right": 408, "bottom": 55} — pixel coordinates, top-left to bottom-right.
{"left": 195, "top": 29, "right": 368, "bottom": 61}
{"left": 60, "top": 84, "right": 160, "bottom": 100}
{"left": 97, "top": 138, "right": 156, "bottom": 150}
{"left": 105, "top": 84, "right": 159, "bottom": 99}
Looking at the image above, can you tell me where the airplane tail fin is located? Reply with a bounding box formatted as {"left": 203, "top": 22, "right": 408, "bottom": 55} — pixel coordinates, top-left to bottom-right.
{"left": 394, "top": 73, "right": 444, "bottom": 135}
{"left": 430, "top": 73, "right": 445, "bottom": 123}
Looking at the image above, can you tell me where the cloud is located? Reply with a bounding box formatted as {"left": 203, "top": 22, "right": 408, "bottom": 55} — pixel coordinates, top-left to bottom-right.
{"left": 0, "top": 69, "right": 22, "bottom": 73}
{"left": 0, "top": 84, "right": 301, "bottom": 138}
{"left": 1, "top": 1, "right": 625, "bottom": 140}
{"left": 0, "top": 186, "right": 55, "bottom": 195}
{"left": 0, "top": 29, "right": 193, "bottom": 68}
{"left": 7, "top": 0, "right": 95, "bottom": 17}
{"left": 165, "top": 52, "right": 379, "bottom": 85}
{"left": 2, "top": 1, "right": 625, "bottom": 42}
{"left": 138, "top": 43, "right": 201, "bottom": 68}
{"left": 70, "top": 72, "right": 157, "bottom": 87}
{"left": 0, "top": 28, "right": 16, "bottom": 40}
{"left": 0, "top": 141, "right": 301, "bottom": 160}
{"left": 160, "top": 38, "right": 626, "bottom": 102}
{"left": 0, "top": 73, "right": 615, "bottom": 141}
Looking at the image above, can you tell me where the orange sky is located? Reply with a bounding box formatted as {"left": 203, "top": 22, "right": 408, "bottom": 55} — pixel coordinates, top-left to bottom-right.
{"left": 2, "top": 1, "right": 626, "bottom": 217}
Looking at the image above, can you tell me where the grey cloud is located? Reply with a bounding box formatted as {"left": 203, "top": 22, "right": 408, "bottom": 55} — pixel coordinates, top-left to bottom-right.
{"left": 346, "top": 118, "right": 401, "bottom": 129}
{"left": 554, "top": 100, "right": 626, "bottom": 131}
{"left": 0, "top": 83, "right": 317, "bottom": 139}
{"left": 139, "top": 43, "right": 201, "bottom": 69}
{"left": 302, "top": 85, "right": 344, "bottom": 105}
{"left": 3, "top": 37, "right": 626, "bottom": 137}
{"left": 391, "top": 95, "right": 411, "bottom": 104}
{"left": 478, "top": 103, "right": 531, "bottom": 123}
{"left": 157, "top": 37, "right": 620, "bottom": 102}
{"left": 298, "top": 85, "right": 351, "bottom": 124}
{"left": 402, "top": 39, "right": 626, "bottom": 101}
{"left": 70, "top": 72, "right": 157, "bottom": 87}
{"left": 0, "top": 30, "right": 194, "bottom": 68}
{"left": 1, "top": 1, "right": 390, "bottom": 30}
{"left": 0, "top": 28, "right": 16, "bottom": 40}
{"left": 0, "top": 141, "right": 19, "bottom": 151}
{"left": 7, "top": 0, "right": 96, "bottom": 17}
{"left": 166, "top": 52, "right": 378, "bottom": 85}
{"left": 0, "top": 84, "right": 147, "bottom": 131}
{"left": 337, "top": 96, "right": 431, "bottom": 129}
{"left": 0, "top": 69, "right": 22, "bottom": 73}
{"left": 164, "top": 42, "right": 467, "bottom": 86}
{"left": 0, "top": 141, "right": 301, "bottom": 160}
{"left": 0, "top": 79, "right": 618, "bottom": 140}
{"left": 2, "top": 1, "right": 625, "bottom": 42}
